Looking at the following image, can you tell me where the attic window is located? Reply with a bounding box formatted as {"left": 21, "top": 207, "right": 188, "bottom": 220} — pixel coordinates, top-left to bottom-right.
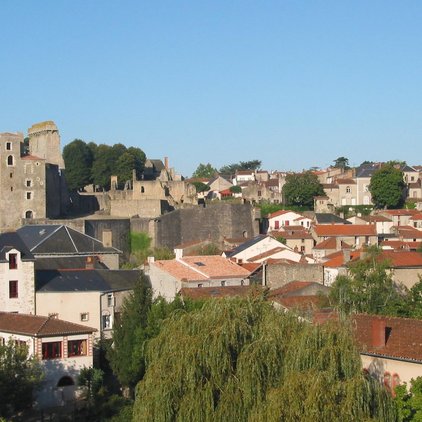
{"left": 9, "top": 254, "right": 17, "bottom": 270}
{"left": 194, "top": 262, "right": 205, "bottom": 266}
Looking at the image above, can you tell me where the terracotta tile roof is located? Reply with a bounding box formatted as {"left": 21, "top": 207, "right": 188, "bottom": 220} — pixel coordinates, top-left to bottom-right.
{"left": 379, "top": 251, "right": 422, "bottom": 267}
{"left": 323, "top": 250, "right": 361, "bottom": 268}
{"left": 0, "top": 312, "right": 96, "bottom": 337}
{"left": 314, "top": 224, "right": 377, "bottom": 237}
{"left": 179, "top": 285, "right": 260, "bottom": 299}
{"left": 275, "top": 231, "right": 313, "bottom": 240}
{"left": 314, "top": 238, "right": 352, "bottom": 250}
{"left": 353, "top": 314, "right": 422, "bottom": 362}
{"left": 410, "top": 213, "right": 422, "bottom": 221}
{"left": 267, "top": 210, "right": 291, "bottom": 219}
{"left": 362, "top": 215, "right": 392, "bottom": 223}
{"left": 335, "top": 178, "right": 356, "bottom": 184}
{"left": 247, "top": 246, "right": 288, "bottom": 262}
{"left": 157, "top": 256, "right": 252, "bottom": 281}
{"left": 238, "top": 262, "right": 262, "bottom": 273}
{"left": 382, "top": 209, "right": 419, "bottom": 216}
{"left": 397, "top": 226, "right": 422, "bottom": 239}
{"left": 381, "top": 240, "right": 422, "bottom": 250}
{"left": 268, "top": 281, "right": 314, "bottom": 296}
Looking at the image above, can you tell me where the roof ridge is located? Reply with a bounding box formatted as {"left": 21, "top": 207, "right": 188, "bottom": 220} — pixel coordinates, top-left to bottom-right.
{"left": 178, "top": 257, "right": 210, "bottom": 278}
{"left": 28, "top": 225, "right": 63, "bottom": 252}
{"left": 65, "top": 226, "right": 79, "bottom": 253}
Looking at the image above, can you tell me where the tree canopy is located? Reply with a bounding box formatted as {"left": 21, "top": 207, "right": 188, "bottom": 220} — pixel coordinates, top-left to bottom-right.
{"left": 63, "top": 139, "right": 146, "bottom": 191}
{"left": 369, "top": 164, "right": 405, "bottom": 209}
{"left": 219, "top": 159, "right": 261, "bottom": 175}
{"left": 134, "top": 297, "right": 396, "bottom": 421}
{"left": 0, "top": 340, "right": 43, "bottom": 417}
{"left": 192, "top": 163, "right": 218, "bottom": 178}
{"left": 282, "top": 171, "right": 325, "bottom": 208}
{"left": 333, "top": 156, "right": 350, "bottom": 170}
{"left": 63, "top": 139, "right": 94, "bottom": 191}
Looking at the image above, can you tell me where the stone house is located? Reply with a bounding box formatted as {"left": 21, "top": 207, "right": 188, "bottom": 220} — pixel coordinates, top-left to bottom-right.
{"left": 0, "top": 312, "right": 96, "bottom": 408}
{"left": 147, "top": 255, "right": 251, "bottom": 301}
{"left": 410, "top": 213, "right": 422, "bottom": 230}
{"left": 266, "top": 210, "right": 305, "bottom": 231}
{"left": 311, "top": 224, "right": 378, "bottom": 249}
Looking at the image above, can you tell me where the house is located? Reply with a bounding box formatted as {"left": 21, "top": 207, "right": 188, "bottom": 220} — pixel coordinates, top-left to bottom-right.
{"left": 379, "top": 209, "right": 419, "bottom": 227}
{"left": 266, "top": 210, "right": 305, "bottom": 231}
{"left": 311, "top": 224, "right": 378, "bottom": 249}
{"left": 0, "top": 232, "right": 36, "bottom": 314}
{"left": 16, "top": 224, "right": 122, "bottom": 270}
{"left": 233, "top": 170, "right": 255, "bottom": 185}
{"left": 270, "top": 228, "right": 315, "bottom": 255}
{"left": 0, "top": 312, "right": 96, "bottom": 408}
{"left": 224, "top": 234, "right": 311, "bottom": 264}
{"left": 314, "top": 312, "right": 422, "bottom": 388}
{"left": 312, "top": 238, "right": 353, "bottom": 263}
{"left": 354, "top": 314, "right": 422, "bottom": 388}
{"left": 148, "top": 255, "right": 251, "bottom": 300}
{"left": 35, "top": 269, "right": 142, "bottom": 339}
{"left": 410, "top": 213, "right": 422, "bottom": 230}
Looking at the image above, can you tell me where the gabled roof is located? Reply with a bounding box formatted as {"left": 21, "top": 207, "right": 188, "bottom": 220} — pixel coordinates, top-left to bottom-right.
{"left": 247, "top": 246, "right": 289, "bottom": 262}
{"left": 410, "top": 213, "right": 422, "bottom": 221}
{"left": 153, "top": 256, "right": 251, "bottom": 281}
{"left": 379, "top": 251, "right": 422, "bottom": 268}
{"left": 0, "top": 312, "right": 96, "bottom": 337}
{"left": 323, "top": 250, "right": 361, "bottom": 268}
{"left": 382, "top": 209, "right": 419, "bottom": 216}
{"left": 314, "top": 213, "right": 351, "bottom": 225}
{"left": 36, "top": 269, "right": 141, "bottom": 292}
{"left": 336, "top": 178, "right": 356, "bottom": 184}
{"left": 17, "top": 225, "right": 121, "bottom": 255}
{"left": 267, "top": 210, "right": 301, "bottom": 219}
{"left": 225, "top": 234, "right": 267, "bottom": 258}
{"left": 0, "top": 232, "right": 35, "bottom": 262}
{"left": 314, "top": 224, "right": 377, "bottom": 237}
{"left": 397, "top": 226, "right": 422, "bottom": 239}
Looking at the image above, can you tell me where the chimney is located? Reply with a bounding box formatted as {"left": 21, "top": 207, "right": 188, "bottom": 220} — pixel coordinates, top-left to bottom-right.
{"left": 175, "top": 248, "right": 183, "bottom": 259}
{"left": 164, "top": 156, "right": 169, "bottom": 170}
{"left": 86, "top": 256, "right": 95, "bottom": 270}
{"left": 371, "top": 319, "right": 387, "bottom": 348}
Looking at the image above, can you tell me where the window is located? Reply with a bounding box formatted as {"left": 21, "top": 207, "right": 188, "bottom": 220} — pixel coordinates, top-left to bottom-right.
{"left": 9, "top": 172, "right": 13, "bottom": 178}
{"left": 68, "top": 339, "right": 87, "bottom": 357}
{"left": 300, "top": 246, "right": 305, "bottom": 253}
{"left": 80, "top": 313, "right": 89, "bottom": 322}
{"left": 141, "top": 186, "right": 145, "bottom": 193}
{"left": 346, "top": 186, "right": 351, "bottom": 193}
{"left": 221, "top": 280, "right": 226, "bottom": 286}
{"left": 10, "top": 187, "right": 13, "bottom": 192}
{"left": 25, "top": 210, "right": 33, "bottom": 219}
{"left": 9, "top": 254, "right": 17, "bottom": 269}
{"left": 198, "top": 284, "right": 203, "bottom": 288}
{"left": 14, "top": 340, "right": 27, "bottom": 349}
{"left": 9, "top": 281, "right": 18, "bottom": 298}
{"left": 57, "top": 376, "right": 74, "bottom": 387}
{"left": 26, "top": 179, "right": 32, "bottom": 187}
{"left": 7, "top": 155, "right": 14, "bottom": 166}
{"left": 26, "top": 192, "right": 32, "bottom": 200}
{"left": 107, "top": 293, "right": 114, "bottom": 307}
{"left": 48, "top": 313, "right": 58, "bottom": 319}
{"left": 42, "top": 341, "right": 62, "bottom": 359}
{"left": 257, "top": 190, "right": 262, "bottom": 197}
{"left": 6, "top": 142, "right": 11, "bottom": 151}
{"left": 102, "top": 314, "right": 111, "bottom": 329}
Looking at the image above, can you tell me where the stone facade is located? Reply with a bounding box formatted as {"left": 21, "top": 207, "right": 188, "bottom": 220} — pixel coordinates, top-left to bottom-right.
{"left": 0, "top": 122, "right": 68, "bottom": 231}
{"left": 264, "top": 262, "right": 324, "bottom": 289}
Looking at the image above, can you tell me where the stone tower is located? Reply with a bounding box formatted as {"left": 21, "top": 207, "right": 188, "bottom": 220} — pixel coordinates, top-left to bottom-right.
{"left": 28, "top": 121, "right": 65, "bottom": 169}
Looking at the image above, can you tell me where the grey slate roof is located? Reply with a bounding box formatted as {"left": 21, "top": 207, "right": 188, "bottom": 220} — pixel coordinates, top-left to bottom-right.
{"left": 34, "top": 257, "right": 108, "bottom": 270}
{"left": 314, "top": 213, "right": 351, "bottom": 225}
{"left": 0, "top": 232, "right": 35, "bottom": 262}
{"left": 36, "top": 269, "right": 142, "bottom": 293}
{"left": 225, "top": 235, "right": 267, "bottom": 258}
{"left": 17, "top": 225, "right": 121, "bottom": 255}
{"left": 355, "top": 163, "right": 381, "bottom": 178}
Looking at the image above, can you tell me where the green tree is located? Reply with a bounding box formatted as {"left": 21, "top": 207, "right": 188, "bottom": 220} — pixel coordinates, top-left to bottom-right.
{"left": 91, "top": 144, "right": 114, "bottom": 189}
{"left": 229, "top": 185, "right": 242, "bottom": 194}
{"left": 115, "top": 152, "right": 137, "bottom": 188}
{"left": 395, "top": 376, "right": 422, "bottom": 421}
{"left": 192, "top": 163, "right": 217, "bottom": 178}
{"left": 369, "top": 164, "right": 406, "bottom": 209}
{"left": 333, "top": 156, "right": 350, "bottom": 170}
{"left": 192, "top": 181, "right": 210, "bottom": 193}
{"left": 63, "top": 139, "right": 94, "bottom": 191}
{"left": 107, "top": 277, "right": 152, "bottom": 392}
{"left": 134, "top": 297, "right": 396, "bottom": 421}
{"left": 0, "top": 340, "right": 43, "bottom": 417}
{"left": 219, "top": 159, "right": 262, "bottom": 175}
{"left": 330, "top": 246, "right": 406, "bottom": 316}
{"left": 282, "top": 171, "right": 325, "bottom": 208}
{"left": 78, "top": 366, "right": 105, "bottom": 404}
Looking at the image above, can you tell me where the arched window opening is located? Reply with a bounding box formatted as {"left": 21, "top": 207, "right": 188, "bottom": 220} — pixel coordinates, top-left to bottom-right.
{"left": 57, "top": 376, "right": 74, "bottom": 387}
{"left": 7, "top": 155, "right": 14, "bottom": 166}
{"left": 141, "top": 186, "right": 145, "bottom": 193}
{"left": 25, "top": 210, "right": 33, "bottom": 219}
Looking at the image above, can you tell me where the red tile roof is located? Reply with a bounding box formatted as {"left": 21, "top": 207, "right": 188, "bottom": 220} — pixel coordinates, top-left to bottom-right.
{"left": 379, "top": 251, "right": 422, "bottom": 267}
{"left": 382, "top": 209, "right": 419, "bottom": 216}
{"left": 336, "top": 178, "right": 356, "bottom": 184}
{"left": 410, "top": 213, "right": 422, "bottom": 221}
{"left": 314, "top": 224, "right": 377, "bottom": 237}
{"left": 323, "top": 250, "right": 361, "bottom": 268}
{"left": 268, "top": 281, "right": 315, "bottom": 296}
{"left": 0, "top": 312, "right": 96, "bottom": 337}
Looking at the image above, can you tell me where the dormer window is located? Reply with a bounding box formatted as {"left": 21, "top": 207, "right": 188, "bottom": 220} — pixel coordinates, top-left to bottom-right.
{"left": 9, "top": 253, "right": 17, "bottom": 270}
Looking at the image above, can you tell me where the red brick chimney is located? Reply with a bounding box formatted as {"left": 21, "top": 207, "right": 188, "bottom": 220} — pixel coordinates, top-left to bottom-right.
{"left": 372, "top": 319, "right": 386, "bottom": 348}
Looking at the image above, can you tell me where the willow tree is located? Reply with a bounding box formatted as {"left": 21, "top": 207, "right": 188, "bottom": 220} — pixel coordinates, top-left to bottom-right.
{"left": 133, "top": 298, "right": 397, "bottom": 421}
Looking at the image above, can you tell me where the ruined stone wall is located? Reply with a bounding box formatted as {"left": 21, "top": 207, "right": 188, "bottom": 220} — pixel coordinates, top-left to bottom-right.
{"left": 153, "top": 203, "right": 259, "bottom": 249}
{"left": 265, "top": 263, "right": 324, "bottom": 289}
{"left": 110, "top": 199, "right": 170, "bottom": 219}
{"left": 130, "top": 218, "right": 151, "bottom": 234}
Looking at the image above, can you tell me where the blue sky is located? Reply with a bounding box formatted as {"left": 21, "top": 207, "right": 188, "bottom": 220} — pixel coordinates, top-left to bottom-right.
{"left": 1, "top": 1, "right": 421, "bottom": 176}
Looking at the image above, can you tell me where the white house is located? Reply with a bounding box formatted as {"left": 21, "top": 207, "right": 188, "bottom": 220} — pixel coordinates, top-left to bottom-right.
{"left": 267, "top": 210, "right": 304, "bottom": 231}
{"left": 0, "top": 312, "right": 96, "bottom": 408}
